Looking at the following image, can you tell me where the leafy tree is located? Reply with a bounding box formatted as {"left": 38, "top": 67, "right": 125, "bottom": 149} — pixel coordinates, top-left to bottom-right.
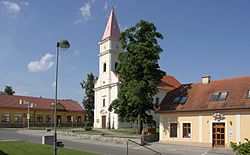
{"left": 80, "top": 73, "right": 96, "bottom": 127}
{"left": 109, "top": 20, "right": 165, "bottom": 134}
{"left": 4, "top": 86, "right": 15, "bottom": 95}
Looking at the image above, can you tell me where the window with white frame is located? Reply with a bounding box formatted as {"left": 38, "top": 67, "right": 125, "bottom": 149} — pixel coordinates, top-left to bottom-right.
{"left": 36, "top": 114, "right": 43, "bottom": 123}
{"left": 46, "top": 115, "right": 51, "bottom": 123}
{"left": 14, "top": 113, "right": 23, "bottom": 123}
{"left": 170, "top": 123, "right": 177, "bottom": 138}
{"left": 183, "top": 123, "right": 191, "bottom": 138}
{"left": 66, "top": 116, "right": 72, "bottom": 123}
{"left": 77, "top": 116, "right": 81, "bottom": 123}
{"left": 2, "top": 112, "right": 10, "bottom": 123}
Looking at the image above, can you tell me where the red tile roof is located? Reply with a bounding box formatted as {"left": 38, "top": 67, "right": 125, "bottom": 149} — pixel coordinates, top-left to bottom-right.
{"left": 0, "top": 95, "right": 84, "bottom": 112}
{"left": 158, "top": 76, "right": 250, "bottom": 113}
{"left": 158, "top": 75, "right": 181, "bottom": 90}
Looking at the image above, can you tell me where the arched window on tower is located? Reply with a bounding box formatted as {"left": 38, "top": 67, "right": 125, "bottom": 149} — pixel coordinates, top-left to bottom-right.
{"left": 102, "top": 98, "right": 106, "bottom": 107}
{"left": 115, "top": 62, "right": 118, "bottom": 70}
{"left": 103, "top": 63, "right": 106, "bottom": 72}
{"left": 155, "top": 97, "right": 160, "bottom": 108}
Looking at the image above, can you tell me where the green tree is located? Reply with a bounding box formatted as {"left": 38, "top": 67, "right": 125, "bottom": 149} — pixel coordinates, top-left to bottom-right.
{"left": 80, "top": 73, "right": 96, "bottom": 128}
{"left": 4, "top": 86, "right": 15, "bottom": 95}
{"left": 109, "top": 20, "right": 165, "bottom": 134}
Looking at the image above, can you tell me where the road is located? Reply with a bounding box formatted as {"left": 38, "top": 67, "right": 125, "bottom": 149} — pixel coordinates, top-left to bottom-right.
{"left": 0, "top": 128, "right": 235, "bottom": 155}
{"left": 0, "top": 128, "right": 169, "bottom": 155}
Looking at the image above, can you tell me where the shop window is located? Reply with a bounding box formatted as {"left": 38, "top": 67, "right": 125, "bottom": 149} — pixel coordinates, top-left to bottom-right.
{"left": 170, "top": 123, "right": 177, "bottom": 138}
{"left": 2, "top": 112, "right": 10, "bottom": 123}
{"left": 183, "top": 123, "right": 191, "bottom": 138}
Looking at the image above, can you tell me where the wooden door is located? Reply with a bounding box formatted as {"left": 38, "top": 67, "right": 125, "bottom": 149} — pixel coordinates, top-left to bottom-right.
{"left": 212, "top": 123, "right": 225, "bottom": 147}
{"left": 102, "top": 115, "right": 106, "bottom": 129}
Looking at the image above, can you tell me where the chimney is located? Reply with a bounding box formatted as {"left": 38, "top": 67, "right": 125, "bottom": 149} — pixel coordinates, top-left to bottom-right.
{"left": 202, "top": 76, "right": 211, "bottom": 84}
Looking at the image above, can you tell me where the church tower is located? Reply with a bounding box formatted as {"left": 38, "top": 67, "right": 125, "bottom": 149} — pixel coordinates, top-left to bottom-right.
{"left": 94, "top": 8, "right": 121, "bottom": 129}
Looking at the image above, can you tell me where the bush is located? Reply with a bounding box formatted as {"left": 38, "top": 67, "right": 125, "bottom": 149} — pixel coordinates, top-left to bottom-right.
{"left": 84, "top": 121, "right": 93, "bottom": 131}
{"left": 230, "top": 138, "right": 250, "bottom": 155}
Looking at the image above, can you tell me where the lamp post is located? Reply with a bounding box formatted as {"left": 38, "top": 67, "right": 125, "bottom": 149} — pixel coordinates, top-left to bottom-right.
{"left": 19, "top": 99, "right": 32, "bottom": 130}
{"left": 54, "top": 39, "right": 70, "bottom": 155}
{"left": 51, "top": 102, "right": 54, "bottom": 128}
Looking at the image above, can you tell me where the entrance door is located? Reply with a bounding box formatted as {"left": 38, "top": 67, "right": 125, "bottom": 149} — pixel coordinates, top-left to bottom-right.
{"left": 102, "top": 115, "right": 106, "bottom": 129}
{"left": 212, "top": 123, "right": 225, "bottom": 147}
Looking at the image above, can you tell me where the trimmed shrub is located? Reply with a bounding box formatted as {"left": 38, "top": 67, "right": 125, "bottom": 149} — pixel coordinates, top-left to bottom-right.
{"left": 230, "top": 138, "right": 250, "bottom": 155}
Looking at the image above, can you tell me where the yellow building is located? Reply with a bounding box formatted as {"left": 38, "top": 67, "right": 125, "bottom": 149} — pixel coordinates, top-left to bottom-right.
{"left": 0, "top": 94, "right": 85, "bottom": 127}
{"left": 157, "top": 76, "right": 250, "bottom": 148}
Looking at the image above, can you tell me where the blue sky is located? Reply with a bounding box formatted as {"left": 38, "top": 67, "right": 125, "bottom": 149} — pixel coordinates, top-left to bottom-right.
{"left": 0, "top": 0, "right": 249, "bottom": 103}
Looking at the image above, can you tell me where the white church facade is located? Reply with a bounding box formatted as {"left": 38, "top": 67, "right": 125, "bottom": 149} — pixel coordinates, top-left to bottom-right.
{"left": 94, "top": 9, "right": 180, "bottom": 129}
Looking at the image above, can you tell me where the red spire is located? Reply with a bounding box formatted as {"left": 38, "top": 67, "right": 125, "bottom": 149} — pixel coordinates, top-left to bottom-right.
{"left": 102, "top": 8, "right": 121, "bottom": 40}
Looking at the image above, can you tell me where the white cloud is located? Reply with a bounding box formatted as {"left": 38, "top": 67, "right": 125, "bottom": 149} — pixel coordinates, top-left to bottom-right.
{"left": 103, "top": 1, "right": 108, "bottom": 11}
{"left": 73, "top": 19, "right": 84, "bottom": 24}
{"left": 80, "top": 1, "right": 91, "bottom": 21}
{"left": 28, "top": 53, "right": 54, "bottom": 72}
{"left": 21, "top": 1, "right": 29, "bottom": 6}
{"left": 0, "top": 1, "right": 21, "bottom": 13}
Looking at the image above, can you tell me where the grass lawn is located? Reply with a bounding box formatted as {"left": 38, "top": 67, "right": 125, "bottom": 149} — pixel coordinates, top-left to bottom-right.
{"left": 0, "top": 141, "right": 98, "bottom": 155}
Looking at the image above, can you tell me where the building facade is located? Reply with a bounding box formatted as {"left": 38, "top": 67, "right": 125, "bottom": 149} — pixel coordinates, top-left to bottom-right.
{"left": 157, "top": 76, "right": 250, "bottom": 148}
{"left": 94, "top": 8, "right": 180, "bottom": 129}
{"left": 0, "top": 94, "right": 85, "bottom": 127}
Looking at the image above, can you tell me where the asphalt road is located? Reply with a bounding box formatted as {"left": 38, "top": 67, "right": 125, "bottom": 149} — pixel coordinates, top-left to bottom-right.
{"left": 0, "top": 128, "right": 235, "bottom": 155}
{"left": 0, "top": 128, "right": 172, "bottom": 155}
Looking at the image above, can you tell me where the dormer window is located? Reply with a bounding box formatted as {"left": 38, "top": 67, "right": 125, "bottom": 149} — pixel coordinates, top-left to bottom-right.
{"left": 173, "top": 96, "right": 188, "bottom": 104}
{"left": 247, "top": 90, "right": 250, "bottom": 99}
{"left": 210, "top": 92, "right": 228, "bottom": 101}
{"left": 103, "top": 63, "right": 106, "bottom": 72}
{"left": 179, "top": 96, "right": 188, "bottom": 104}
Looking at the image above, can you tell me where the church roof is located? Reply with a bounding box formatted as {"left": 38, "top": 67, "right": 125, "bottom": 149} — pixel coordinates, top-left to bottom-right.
{"left": 0, "top": 94, "right": 84, "bottom": 112}
{"left": 102, "top": 8, "right": 121, "bottom": 40}
{"left": 157, "top": 76, "right": 250, "bottom": 113}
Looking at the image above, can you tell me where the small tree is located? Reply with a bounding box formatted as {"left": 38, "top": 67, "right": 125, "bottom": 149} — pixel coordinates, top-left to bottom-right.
{"left": 109, "top": 20, "right": 165, "bottom": 134}
{"left": 80, "top": 73, "right": 96, "bottom": 129}
{"left": 4, "top": 86, "right": 15, "bottom": 95}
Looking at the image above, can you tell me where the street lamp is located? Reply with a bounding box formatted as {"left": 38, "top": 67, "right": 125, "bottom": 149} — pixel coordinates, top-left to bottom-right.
{"left": 19, "top": 99, "right": 33, "bottom": 130}
{"left": 54, "top": 39, "right": 70, "bottom": 155}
